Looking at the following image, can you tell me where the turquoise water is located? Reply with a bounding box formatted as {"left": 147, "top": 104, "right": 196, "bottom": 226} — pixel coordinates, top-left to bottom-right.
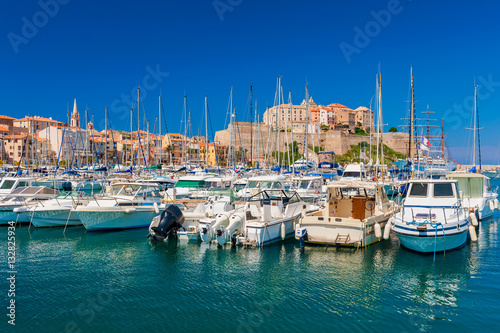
{"left": 2, "top": 188, "right": 500, "bottom": 332}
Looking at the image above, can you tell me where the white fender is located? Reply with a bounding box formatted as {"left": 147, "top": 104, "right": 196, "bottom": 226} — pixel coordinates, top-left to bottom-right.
{"left": 281, "top": 222, "right": 286, "bottom": 240}
{"left": 469, "top": 225, "right": 477, "bottom": 242}
{"left": 469, "top": 212, "right": 478, "bottom": 227}
{"left": 494, "top": 198, "right": 499, "bottom": 210}
{"left": 383, "top": 218, "right": 392, "bottom": 240}
{"left": 153, "top": 202, "right": 159, "bottom": 214}
{"left": 125, "top": 208, "right": 136, "bottom": 214}
{"left": 374, "top": 223, "right": 382, "bottom": 238}
{"left": 489, "top": 200, "right": 495, "bottom": 212}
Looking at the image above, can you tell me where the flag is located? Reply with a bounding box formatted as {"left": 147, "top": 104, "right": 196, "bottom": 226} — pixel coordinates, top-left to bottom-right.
{"left": 420, "top": 143, "right": 429, "bottom": 151}
{"left": 421, "top": 136, "right": 432, "bottom": 147}
{"left": 360, "top": 150, "right": 367, "bottom": 160}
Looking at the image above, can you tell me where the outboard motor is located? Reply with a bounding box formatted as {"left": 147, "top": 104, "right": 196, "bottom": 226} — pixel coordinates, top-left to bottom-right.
{"left": 148, "top": 205, "right": 185, "bottom": 241}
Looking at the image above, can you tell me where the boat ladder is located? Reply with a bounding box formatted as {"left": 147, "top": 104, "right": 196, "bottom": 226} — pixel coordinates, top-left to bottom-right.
{"left": 335, "top": 233, "right": 351, "bottom": 244}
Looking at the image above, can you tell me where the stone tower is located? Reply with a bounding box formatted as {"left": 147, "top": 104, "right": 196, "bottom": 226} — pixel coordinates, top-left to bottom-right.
{"left": 71, "top": 98, "right": 80, "bottom": 128}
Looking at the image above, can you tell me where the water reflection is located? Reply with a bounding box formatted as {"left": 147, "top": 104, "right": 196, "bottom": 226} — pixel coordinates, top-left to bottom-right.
{"left": 1, "top": 198, "right": 498, "bottom": 333}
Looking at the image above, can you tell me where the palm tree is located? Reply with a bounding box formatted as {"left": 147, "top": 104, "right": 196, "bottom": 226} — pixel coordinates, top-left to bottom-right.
{"left": 165, "top": 145, "right": 173, "bottom": 165}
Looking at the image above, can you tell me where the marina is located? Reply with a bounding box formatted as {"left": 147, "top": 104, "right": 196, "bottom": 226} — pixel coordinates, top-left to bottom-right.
{"left": 3, "top": 1, "right": 500, "bottom": 332}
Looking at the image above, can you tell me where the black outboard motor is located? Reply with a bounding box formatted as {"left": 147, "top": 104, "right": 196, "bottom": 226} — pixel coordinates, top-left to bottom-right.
{"left": 148, "top": 204, "right": 185, "bottom": 242}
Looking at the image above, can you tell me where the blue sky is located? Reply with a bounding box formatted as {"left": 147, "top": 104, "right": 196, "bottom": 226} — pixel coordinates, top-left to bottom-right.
{"left": 2, "top": 0, "right": 500, "bottom": 163}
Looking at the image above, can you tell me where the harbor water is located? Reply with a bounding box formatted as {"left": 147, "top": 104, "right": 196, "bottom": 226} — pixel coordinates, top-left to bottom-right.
{"left": 2, "top": 182, "right": 500, "bottom": 332}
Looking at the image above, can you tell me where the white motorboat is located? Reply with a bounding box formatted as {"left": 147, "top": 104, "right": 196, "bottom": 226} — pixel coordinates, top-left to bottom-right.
{"left": 236, "top": 175, "right": 287, "bottom": 198}
{"left": 389, "top": 179, "right": 472, "bottom": 254}
{"left": 221, "top": 189, "right": 311, "bottom": 247}
{"left": 291, "top": 175, "right": 325, "bottom": 202}
{"left": 446, "top": 173, "right": 498, "bottom": 220}
{"left": 0, "top": 177, "right": 36, "bottom": 196}
{"left": 73, "top": 182, "right": 165, "bottom": 231}
{"left": 0, "top": 186, "right": 60, "bottom": 224}
{"left": 295, "top": 180, "right": 397, "bottom": 247}
{"left": 339, "top": 163, "right": 368, "bottom": 181}
{"left": 15, "top": 191, "right": 90, "bottom": 227}
{"left": 166, "top": 174, "right": 212, "bottom": 199}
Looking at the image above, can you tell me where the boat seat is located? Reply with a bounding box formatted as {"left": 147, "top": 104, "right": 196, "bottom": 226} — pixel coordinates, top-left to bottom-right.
{"left": 249, "top": 204, "right": 261, "bottom": 218}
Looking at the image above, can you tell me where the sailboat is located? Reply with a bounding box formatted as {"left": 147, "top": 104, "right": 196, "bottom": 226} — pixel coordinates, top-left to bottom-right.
{"left": 447, "top": 85, "right": 499, "bottom": 220}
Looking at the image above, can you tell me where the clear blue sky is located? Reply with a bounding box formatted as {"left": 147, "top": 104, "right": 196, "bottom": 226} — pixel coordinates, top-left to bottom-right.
{"left": 2, "top": 0, "right": 500, "bottom": 163}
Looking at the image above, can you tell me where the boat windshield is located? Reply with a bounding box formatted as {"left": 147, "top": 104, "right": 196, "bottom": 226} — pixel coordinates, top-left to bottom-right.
{"left": 409, "top": 183, "right": 428, "bottom": 197}
{"left": 294, "top": 180, "right": 309, "bottom": 189}
{"left": 433, "top": 183, "right": 455, "bottom": 197}
{"left": 0, "top": 180, "right": 16, "bottom": 189}
{"left": 343, "top": 172, "right": 361, "bottom": 178}
{"left": 454, "top": 177, "right": 483, "bottom": 198}
{"left": 114, "top": 185, "right": 141, "bottom": 196}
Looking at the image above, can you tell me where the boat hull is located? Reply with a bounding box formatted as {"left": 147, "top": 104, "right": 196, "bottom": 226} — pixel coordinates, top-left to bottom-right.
{"left": 244, "top": 214, "right": 300, "bottom": 246}
{"left": 394, "top": 229, "right": 469, "bottom": 253}
{"left": 297, "top": 215, "right": 390, "bottom": 247}
{"left": 75, "top": 207, "right": 160, "bottom": 231}
{"left": 30, "top": 208, "right": 82, "bottom": 227}
{"left": 393, "top": 220, "right": 470, "bottom": 253}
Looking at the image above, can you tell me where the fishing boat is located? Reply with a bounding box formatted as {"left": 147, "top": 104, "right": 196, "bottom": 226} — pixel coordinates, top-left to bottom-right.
{"left": 388, "top": 179, "right": 472, "bottom": 254}
{"left": 446, "top": 173, "right": 498, "bottom": 220}
{"left": 295, "top": 180, "right": 396, "bottom": 247}
{"left": 73, "top": 182, "right": 165, "bottom": 231}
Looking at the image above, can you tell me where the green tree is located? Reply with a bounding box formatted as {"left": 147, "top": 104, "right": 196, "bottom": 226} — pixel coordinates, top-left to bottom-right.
{"left": 389, "top": 127, "right": 398, "bottom": 132}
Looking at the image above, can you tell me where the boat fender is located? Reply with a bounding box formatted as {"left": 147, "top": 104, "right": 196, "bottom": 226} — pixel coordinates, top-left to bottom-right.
{"left": 281, "top": 222, "right": 286, "bottom": 240}
{"left": 489, "top": 200, "right": 495, "bottom": 212}
{"left": 469, "top": 225, "right": 477, "bottom": 242}
{"left": 495, "top": 198, "right": 499, "bottom": 210}
{"left": 154, "top": 202, "right": 159, "bottom": 214}
{"left": 125, "top": 208, "right": 136, "bottom": 214}
{"left": 374, "top": 223, "right": 382, "bottom": 238}
{"left": 13, "top": 208, "right": 20, "bottom": 213}
{"left": 383, "top": 218, "right": 392, "bottom": 240}
{"left": 469, "top": 212, "right": 478, "bottom": 227}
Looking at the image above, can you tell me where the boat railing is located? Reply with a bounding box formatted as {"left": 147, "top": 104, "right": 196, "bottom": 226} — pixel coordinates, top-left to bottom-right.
{"left": 402, "top": 203, "right": 463, "bottom": 224}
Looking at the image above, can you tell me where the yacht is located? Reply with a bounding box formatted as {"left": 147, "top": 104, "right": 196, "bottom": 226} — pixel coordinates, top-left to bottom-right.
{"left": 389, "top": 179, "right": 472, "bottom": 253}
{"left": 73, "top": 182, "right": 165, "bottom": 231}
{"left": 295, "top": 180, "right": 396, "bottom": 247}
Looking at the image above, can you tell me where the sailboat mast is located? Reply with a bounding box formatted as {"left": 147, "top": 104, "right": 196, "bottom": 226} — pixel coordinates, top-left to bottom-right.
{"left": 379, "top": 73, "right": 384, "bottom": 175}
{"left": 250, "top": 85, "right": 253, "bottom": 167}
{"left": 289, "top": 90, "right": 294, "bottom": 174}
{"left": 105, "top": 106, "right": 108, "bottom": 167}
{"left": 409, "top": 66, "right": 414, "bottom": 159}
{"left": 137, "top": 87, "right": 140, "bottom": 166}
{"left": 472, "top": 85, "right": 477, "bottom": 167}
{"left": 129, "top": 108, "right": 133, "bottom": 166}
{"left": 159, "top": 95, "right": 161, "bottom": 166}
{"left": 305, "top": 83, "right": 309, "bottom": 166}
{"left": 205, "top": 95, "right": 208, "bottom": 167}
